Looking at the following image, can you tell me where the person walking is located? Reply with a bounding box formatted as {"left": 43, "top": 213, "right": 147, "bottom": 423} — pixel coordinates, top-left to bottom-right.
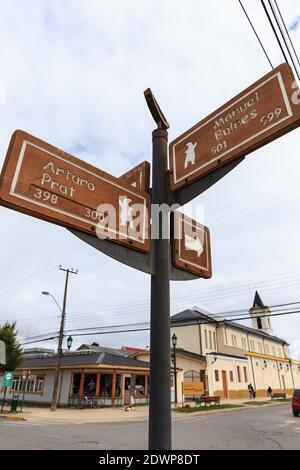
{"left": 248, "top": 383, "right": 255, "bottom": 400}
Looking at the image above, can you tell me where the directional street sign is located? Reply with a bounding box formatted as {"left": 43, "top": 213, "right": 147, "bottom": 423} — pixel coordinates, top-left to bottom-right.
{"left": 120, "top": 161, "right": 150, "bottom": 192}
{"left": 172, "top": 211, "right": 212, "bottom": 278}
{"left": 0, "top": 130, "right": 151, "bottom": 253}
{"left": 3, "top": 371, "right": 14, "bottom": 387}
{"left": 169, "top": 63, "right": 300, "bottom": 190}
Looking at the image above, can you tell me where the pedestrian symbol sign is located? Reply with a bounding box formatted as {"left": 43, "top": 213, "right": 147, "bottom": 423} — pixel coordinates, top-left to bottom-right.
{"left": 3, "top": 371, "right": 14, "bottom": 387}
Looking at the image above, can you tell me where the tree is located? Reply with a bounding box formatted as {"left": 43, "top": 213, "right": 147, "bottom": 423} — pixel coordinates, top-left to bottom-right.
{"left": 0, "top": 322, "right": 23, "bottom": 372}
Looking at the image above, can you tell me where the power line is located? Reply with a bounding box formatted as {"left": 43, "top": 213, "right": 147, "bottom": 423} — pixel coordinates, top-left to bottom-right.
{"left": 17, "top": 272, "right": 300, "bottom": 337}
{"left": 239, "top": 0, "right": 274, "bottom": 69}
{"left": 260, "top": 0, "right": 289, "bottom": 64}
{"left": 20, "top": 307, "right": 300, "bottom": 346}
{"left": 274, "top": 0, "right": 300, "bottom": 70}
{"left": 21, "top": 303, "right": 300, "bottom": 343}
{"left": 267, "top": 0, "right": 300, "bottom": 81}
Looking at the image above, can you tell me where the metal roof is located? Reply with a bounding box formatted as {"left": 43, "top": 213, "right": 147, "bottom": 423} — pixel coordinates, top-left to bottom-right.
{"left": 171, "top": 306, "right": 288, "bottom": 345}
{"left": 18, "top": 350, "right": 150, "bottom": 369}
{"left": 171, "top": 308, "right": 217, "bottom": 324}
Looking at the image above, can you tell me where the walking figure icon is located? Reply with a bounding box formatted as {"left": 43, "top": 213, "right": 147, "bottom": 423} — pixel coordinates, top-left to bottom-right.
{"left": 184, "top": 142, "right": 197, "bottom": 169}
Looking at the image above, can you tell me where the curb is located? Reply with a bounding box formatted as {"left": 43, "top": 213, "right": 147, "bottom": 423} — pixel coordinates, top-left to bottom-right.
{"left": 173, "top": 401, "right": 290, "bottom": 418}
{"left": 0, "top": 414, "right": 27, "bottom": 421}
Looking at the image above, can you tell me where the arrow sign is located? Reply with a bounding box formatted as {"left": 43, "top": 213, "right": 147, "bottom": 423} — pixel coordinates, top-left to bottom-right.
{"left": 184, "top": 233, "right": 204, "bottom": 257}
{"left": 172, "top": 211, "right": 212, "bottom": 278}
{"left": 0, "top": 130, "right": 151, "bottom": 253}
{"left": 169, "top": 63, "right": 300, "bottom": 190}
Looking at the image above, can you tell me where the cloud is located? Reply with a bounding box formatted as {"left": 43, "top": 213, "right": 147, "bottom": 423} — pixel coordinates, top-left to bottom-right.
{"left": 289, "top": 15, "right": 300, "bottom": 31}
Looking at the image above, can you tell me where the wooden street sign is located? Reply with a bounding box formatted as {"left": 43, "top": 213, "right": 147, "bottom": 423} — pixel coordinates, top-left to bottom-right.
{"left": 0, "top": 130, "right": 151, "bottom": 253}
{"left": 172, "top": 211, "right": 212, "bottom": 278}
{"left": 169, "top": 63, "right": 300, "bottom": 190}
{"left": 120, "top": 161, "right": 150, "bottom": 192}
{"left": 182, "top": 381, "right": 204, "bottom": 396}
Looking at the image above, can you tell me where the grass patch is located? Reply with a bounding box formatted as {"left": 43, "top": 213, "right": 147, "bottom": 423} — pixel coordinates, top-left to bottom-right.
{"left": 243, "top": 401, "right": 271, "bottom": 406}
{"left": 271, "top": 398, "right": 291, "bottom": 403}
{"left": 175, "top": 404, "right": 243, "bottom": 413}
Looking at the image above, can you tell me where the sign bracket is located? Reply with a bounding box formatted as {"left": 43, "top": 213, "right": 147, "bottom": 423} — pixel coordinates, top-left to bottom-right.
{"left": 167, "top": 156, "right": 245, "bottom": 206}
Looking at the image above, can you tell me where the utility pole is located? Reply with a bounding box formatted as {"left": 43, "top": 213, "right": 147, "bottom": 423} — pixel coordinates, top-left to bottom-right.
{"left": 51, "top": 266, "right": 78, "bottom": 412}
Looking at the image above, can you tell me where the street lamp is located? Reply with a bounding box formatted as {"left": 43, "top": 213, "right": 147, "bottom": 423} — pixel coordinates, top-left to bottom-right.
{"left": 67, "top": 335, "right": 73, "bottom": 351}
{"left": 41, "top": 291, "right": 62, "bottom": 312}
{"left": 171, "top": 333, "right": 178, "bottom": 406}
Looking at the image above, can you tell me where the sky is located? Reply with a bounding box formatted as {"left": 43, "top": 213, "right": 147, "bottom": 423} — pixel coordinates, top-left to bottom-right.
{"left": 0, "top": 0, "right": 300, "bottom": 358}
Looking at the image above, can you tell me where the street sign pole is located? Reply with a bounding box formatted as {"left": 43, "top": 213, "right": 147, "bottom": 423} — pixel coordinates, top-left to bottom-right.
{"left": 149, "top": 126, "right": 171, "bottom": 450}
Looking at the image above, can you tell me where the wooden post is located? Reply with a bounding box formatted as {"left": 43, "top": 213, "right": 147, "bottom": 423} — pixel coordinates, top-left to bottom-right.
{"left": 96, "top": 372, "right": 101, "bottom": 397}
{"left": 145, "top": 374, "right": 149, "bottom": 399}
{"left": 112, "top": 372, "right": 116, "bottom": 407}
{"left": 79, "top": 369, "right": 85, "bottom": 400}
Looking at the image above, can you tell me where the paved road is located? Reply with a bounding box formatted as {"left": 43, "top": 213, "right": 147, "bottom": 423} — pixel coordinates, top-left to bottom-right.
{"left": 0, "top": 404, "right": 299, "bottom": 450}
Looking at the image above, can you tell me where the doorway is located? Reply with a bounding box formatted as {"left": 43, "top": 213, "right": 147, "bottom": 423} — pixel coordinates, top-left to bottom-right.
{"left": 221, "top": 371, "right": 228, "bottom": 399}
{"left": 124, "top": 377, "right": 131, "bottom": 405}
{"left": 282, "top": 375, "right": 286, "bottom": 392}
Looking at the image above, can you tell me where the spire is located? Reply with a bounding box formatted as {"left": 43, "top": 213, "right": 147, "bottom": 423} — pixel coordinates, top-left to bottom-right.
{"left": 252, "top": 290, "right": 265, "bottom": 309}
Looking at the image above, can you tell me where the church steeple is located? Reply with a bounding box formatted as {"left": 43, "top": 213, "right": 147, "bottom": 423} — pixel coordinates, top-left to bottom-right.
{"left": 250, "top": 291, "right": 273, "bottom": 336}
{"left": 252, "top": 290, "right": 265, "bottom": 309}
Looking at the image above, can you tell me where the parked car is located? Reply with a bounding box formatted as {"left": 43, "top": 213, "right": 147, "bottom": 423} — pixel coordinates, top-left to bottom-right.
{"left": 292, "top": 389, "right": 300, "bottom": 417}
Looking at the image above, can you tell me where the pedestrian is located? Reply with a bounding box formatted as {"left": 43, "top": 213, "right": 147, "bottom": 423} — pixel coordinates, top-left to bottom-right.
{"left": 87, "top": 378, "right": 96, "bottom": 396}
{"left": 267, "top": 386, "right": 272, "bottom": 398}
{"left": 248, "top": 383, "right": 255, "bottom": 400}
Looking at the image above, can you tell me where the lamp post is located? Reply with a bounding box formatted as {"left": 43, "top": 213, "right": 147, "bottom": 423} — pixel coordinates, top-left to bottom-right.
{"left": 67, "top": 335, "right": 73, "bottom": 351}
{"left": 42, "top": 266, "right": 78, "bottom": 411}
{"left": 172, "top": 333, "right": 178, "bottom": 406}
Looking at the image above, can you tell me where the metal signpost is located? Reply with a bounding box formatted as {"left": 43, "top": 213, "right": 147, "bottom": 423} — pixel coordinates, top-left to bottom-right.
{"left": 0, "top": 62, "right": 300, "bottom": 448}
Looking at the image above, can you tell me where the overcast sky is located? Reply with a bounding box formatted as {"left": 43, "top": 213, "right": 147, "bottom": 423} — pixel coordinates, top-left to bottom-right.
{"left": 0, "top": 0, "right": 300, "bottom": 358}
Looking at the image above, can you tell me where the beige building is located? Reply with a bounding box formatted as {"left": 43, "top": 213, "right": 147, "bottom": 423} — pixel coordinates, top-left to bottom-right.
{"left": 134, "top": 291, "right": 300, "bottom": 402}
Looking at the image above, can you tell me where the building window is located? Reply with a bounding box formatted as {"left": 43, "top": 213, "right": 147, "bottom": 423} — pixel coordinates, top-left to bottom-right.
{"left": 265, "top": 344, "right": 269, "bottom": 355}
{"left": 213, "top": 332, "right": 216, "bottom": 351}
{"left": 241, "top": 338, "right": 246, "bottom": 350}
{"left": 258, "top": 342, "right": 262, "bottom": 353}
{"left": 100, "top": 374, "right": 112, "bottom": 397}
{"left": 243, "top": 367, "right": 248, "bottom": 382}
{"left": 135, "top": 375, "right": 146, "bottom": 397}
{"left": 209, "top": 331, "right": 212, "bottom": 350}
{"left": 205, "top": 330, "right": 208, "bottom": 349}
{"left": 278, "top": 348, "right": 281, "bottom": 357}
{"left": 11, "top": 376, "right": 44, "bottom": 394}
{"left": 229, "top": 371, "right": 234, "bottom": 382}
{"left": 237, "top": 366, "right": 241, "bottom": 383}
{"left": 215, "top": 370, "right": 219, "bottom": 382}
{"left": 257, "top": 317, "right": 262, "bottom": 329}
{"left": 250, "top": 340, "right": 255, "bottom": 352}
{"left": 272, "top": 346, "right": 275, "bottom": 356}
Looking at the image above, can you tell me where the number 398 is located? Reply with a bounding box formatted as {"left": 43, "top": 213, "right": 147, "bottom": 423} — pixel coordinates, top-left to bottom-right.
{"left": 33, "top": 188, "right": 58, "bottom": 205}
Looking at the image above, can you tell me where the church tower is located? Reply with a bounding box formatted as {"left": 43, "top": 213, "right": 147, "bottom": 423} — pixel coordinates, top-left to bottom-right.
{"left": 250, "top": 291, "right": 273, "bottom": 336}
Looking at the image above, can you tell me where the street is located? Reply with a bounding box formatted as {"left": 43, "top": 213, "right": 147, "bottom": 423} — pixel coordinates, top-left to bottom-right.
{"left": 0, "top": 405, "right": 299, "bottom": 450}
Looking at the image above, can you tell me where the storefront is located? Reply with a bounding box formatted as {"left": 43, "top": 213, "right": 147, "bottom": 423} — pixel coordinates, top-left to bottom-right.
{"left": 0, "top": 347, "right": 150, "bottom": 408}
